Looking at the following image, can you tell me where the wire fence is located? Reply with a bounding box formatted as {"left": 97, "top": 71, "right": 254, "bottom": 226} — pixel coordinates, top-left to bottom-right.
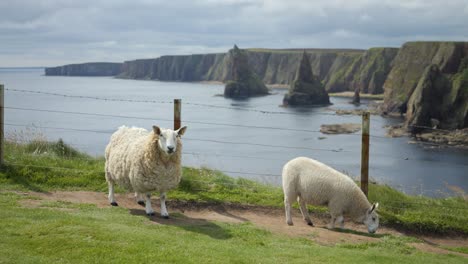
{"left": 2, "top": 87, "right": 468, "bottom": 215}
{"left": 6, "top": 121, "right": 468, "bottom": 167}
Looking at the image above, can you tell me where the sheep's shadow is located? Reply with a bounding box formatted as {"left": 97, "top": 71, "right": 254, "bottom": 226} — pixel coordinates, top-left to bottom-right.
{"left": 129, "top": 209, "right": 233, "bottom": 240}
{"left": 323, "top": 227, "right": 387, "bottom": 238}
{"left": 211, "top": 206, "right": 249, "bottom": 222}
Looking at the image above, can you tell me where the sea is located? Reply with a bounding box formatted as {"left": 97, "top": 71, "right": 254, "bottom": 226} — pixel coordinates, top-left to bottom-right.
{"left": 1, "top": 67, "right": 467, "bottom": 197}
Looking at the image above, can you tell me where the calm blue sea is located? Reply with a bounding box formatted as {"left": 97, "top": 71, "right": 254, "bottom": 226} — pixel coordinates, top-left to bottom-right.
{"left": 1, "top": 68, "right": 467, "bottom": 197}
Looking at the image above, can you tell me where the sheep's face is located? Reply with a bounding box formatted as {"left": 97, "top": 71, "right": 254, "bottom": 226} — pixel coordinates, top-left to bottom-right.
{"left": 364, "top": 203, "right": 379, "bottom": 234}
{"left": 153, "top": 126, "right": 187, "bottom": 155}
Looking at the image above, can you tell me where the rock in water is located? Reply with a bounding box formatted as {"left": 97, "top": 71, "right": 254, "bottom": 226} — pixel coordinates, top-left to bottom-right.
{"left": 283, "top": 51, "right": 330, "bottom": 106}
{"left": 352, "top": 88, "right": 360, "bottom": 104}
{"left": 224, "top": 45, "right": 269, "bottom": 98}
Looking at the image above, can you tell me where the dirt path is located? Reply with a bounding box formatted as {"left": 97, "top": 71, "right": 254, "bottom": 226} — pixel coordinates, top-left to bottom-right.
{"left": 19, "top": 191, "right": 468, "bottom": 257}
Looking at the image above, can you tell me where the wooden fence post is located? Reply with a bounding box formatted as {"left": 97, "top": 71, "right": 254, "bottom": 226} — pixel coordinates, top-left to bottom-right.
{"left": 174, "top": 99, "right": 181, "bottom": 130}
{"left": 361, "top": 111, "right": 370, "bottom": 197}
{"left": 0, "top": 84, "right": 4, "bottom": 166}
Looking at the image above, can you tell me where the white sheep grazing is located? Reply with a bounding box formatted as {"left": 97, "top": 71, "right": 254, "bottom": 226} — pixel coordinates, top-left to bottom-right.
{"left": 105, "top": 125, "right": 187, "bottom": 217}
{"left": 282, "top": 157, "right": 379, "bottom": 233}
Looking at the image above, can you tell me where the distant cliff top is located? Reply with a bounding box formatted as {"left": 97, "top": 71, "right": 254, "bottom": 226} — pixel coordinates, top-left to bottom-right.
{"left": 246, "top": 48, "right": 367, "bottom": 54}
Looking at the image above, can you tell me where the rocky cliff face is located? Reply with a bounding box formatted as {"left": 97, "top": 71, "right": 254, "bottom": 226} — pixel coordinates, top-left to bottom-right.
{"left": 113, "top": 48, "right": 400, "bottom": 95}
{"left": 405, "top": 62, "right": 468, "bottom": 131}
{"left": 383, "top": 42, "right": 468, "bottom": 112}
{"left": 383, "top": 42, "right": 468, "bottom": 130}
{"left": 45, "top": 62, "right": 123, "bottom": 76}
{"left": 117, "top": 54, "right": 227, "bottom": 81}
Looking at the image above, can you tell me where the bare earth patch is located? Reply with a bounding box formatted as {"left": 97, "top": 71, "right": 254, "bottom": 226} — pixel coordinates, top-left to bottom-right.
{"left": 18, "top": 190, "right": 468, "bottom": 257}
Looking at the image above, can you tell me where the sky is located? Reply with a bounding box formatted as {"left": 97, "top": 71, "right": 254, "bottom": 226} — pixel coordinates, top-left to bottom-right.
{"left": 1, "top": 0, "right": 468, "bottom": 67}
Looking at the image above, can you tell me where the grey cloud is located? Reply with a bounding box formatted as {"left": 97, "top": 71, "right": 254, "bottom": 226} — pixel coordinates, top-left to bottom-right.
{"left": 0, "top": 0, "right": 467, "bottom": 66}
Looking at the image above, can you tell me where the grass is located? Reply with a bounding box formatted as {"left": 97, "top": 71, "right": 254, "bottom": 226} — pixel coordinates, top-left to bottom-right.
{"left": 441, "top": 246, "right": 468, "bottom": 255}
{"left": 1, "top": 140, "right": 467, "bottom": 235}
{"left": 1, "top": 191, "right": 466, "bottom": 264}
{"left": 0, "top": 140, "right": 467, "bottom": 263}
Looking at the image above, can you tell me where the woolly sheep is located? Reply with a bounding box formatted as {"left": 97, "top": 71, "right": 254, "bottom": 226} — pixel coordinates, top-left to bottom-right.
{"left": 105, "top": 125, "right": 187, "bottom": 217}
{"left": 282, "top": 157, "right": 379, "bottom": 233}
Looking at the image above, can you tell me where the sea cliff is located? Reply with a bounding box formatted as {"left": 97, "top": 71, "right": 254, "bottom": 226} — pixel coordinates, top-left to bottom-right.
{"left": 45, "top": 41, "right": 468, "bottom": 130}
{"left": 45, "top": 62, "right": 123, "bottom": 76}
{"left": 383, "top": 42, "right": 468, "bottom": 129}
{"left": 112, "top": 48, "right": 398, "bottom": 95}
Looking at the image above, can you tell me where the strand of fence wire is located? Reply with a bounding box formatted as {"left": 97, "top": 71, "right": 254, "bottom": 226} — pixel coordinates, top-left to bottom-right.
{"left": 5, "top": 123, "right": 113, "bottom": 134}
{"left": 5, "top": 138, "right": 92, "bottom": 149}
{"left": 18, "top": 135, "right": 458, "bottom": 170}
{"left": 5, "top": 140, "right": 291, "bottom": 163}
{"left": 8, "top": 88, "right": 463, "bottom": 135}
{"left": 6, "top": 88, "right": 338, "bottom": 117}
{"left": 407, "top": 124, "right": 455, "bottom": 133}
{"left": 4, "top": 162, "right": 100, "bottom": 174}
{"left": 5, "top": 122, "right": 468, "bottom": 167}
{"left": 5, "top": 162, "right": 467, "bottom": 212}
{"left": 5, "top": 106, "right": 363, "bottom": 136}
{"left": 367, "top": 149, "right": 468, "bottom": 167}
{"left": 3, "top": 123, "right": 356, "bottom": 153}
{"left": 4, "top": 159, "right": 281, "bottom": 178}
{"left": 3, "top": 137, "right": 412, "bottom": 167}
{"left": 183, "top": 137, "right": 352, "bottom": 153}
{"left": 5, "top": 88, "right": 173, "bottom": 104}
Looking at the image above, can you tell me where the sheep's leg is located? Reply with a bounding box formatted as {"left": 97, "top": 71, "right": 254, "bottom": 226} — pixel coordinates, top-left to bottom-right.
{"left": 327, "top": 215, "right": 336, "bottom": 229}
{"left": 336, "top": 215, "right": 344, "bottom": 229}
{"left": 135, "top": 192, "right": 145, "bottom": 206}
{"left": 107, "top": 180, "right": 118, "bottom": 206}
{"left": 145, "top": 193, "right": 155, "bottom": 216}
{"left": 298, "top": 197, "right": 313, "bottom": 226}
{"left": 284, "top": 195, "right": 294, "bottom": 226}
{"left": 160, "top": 192, "right": 169, "bottom": 219}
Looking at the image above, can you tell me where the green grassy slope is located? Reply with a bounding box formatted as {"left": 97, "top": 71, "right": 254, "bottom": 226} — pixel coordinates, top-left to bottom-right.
{"left": 1, "top": 140, "right": 467, "bottom": 235}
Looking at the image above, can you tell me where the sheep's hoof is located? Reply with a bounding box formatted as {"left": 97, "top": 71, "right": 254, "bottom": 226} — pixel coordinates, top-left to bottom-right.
{"left": 137, "top": 201, "right": 145, "bottom": 206}
{"left": 147, "top": 212, "right": 155, "bottom": 216}
{"left": 287, "top": 221, "right": 293, "bottom": 226}
{"left": 110, "top": 202, "right": 118, "bottom": 207}
{"left": 162, "top": 215, "right": 170, "bottom": 219}
{"left": 307, "top": 222, "right": 314, "bottom": 226}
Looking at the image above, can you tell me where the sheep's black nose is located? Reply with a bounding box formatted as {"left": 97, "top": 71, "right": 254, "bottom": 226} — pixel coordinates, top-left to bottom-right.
{"left": 167, "top": 146, "right": 174, "bottom": 153}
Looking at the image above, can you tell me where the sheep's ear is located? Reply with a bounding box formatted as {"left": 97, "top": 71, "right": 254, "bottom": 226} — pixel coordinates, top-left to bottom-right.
{"left": 176, "top": 126, "right": 187, "bottom": 137}
{"left": 370, "top": 203, "right": 378, "bottom": 213}
{"left": 153, "top": 126, "right": 161, "bottom": 135}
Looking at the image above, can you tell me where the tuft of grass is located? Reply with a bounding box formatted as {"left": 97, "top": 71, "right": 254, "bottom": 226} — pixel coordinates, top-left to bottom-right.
{"left": 1, "top": 139, "right": 467, "bottom": 235}
{"left": 368, "top": 184, "right": 468, "bottom": 234}
{"left": 1, "top": 141, "right": 106, "bottom": 192}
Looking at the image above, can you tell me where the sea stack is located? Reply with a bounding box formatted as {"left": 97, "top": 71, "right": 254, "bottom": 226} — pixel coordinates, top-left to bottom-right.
{"left": 224, "top": 45, "right": 269, "bottom": 98}
{"left": 283, "top": 51, "right": 330, "bottom": 106}
{"left": 352, "top": 88, "right": 360, "bottom": 104}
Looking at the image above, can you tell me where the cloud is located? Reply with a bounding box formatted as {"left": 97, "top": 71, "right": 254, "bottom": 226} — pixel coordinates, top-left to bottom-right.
{"left": 0, "top": 0, "right": 467, "bottom": 66}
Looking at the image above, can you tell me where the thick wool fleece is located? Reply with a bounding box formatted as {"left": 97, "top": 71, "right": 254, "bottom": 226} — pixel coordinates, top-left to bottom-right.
{"left": 282, "top": 157, "right": 371, "bottom": 221}
{"left": 105, "top": 126, "right": 182, "bottom": 194}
